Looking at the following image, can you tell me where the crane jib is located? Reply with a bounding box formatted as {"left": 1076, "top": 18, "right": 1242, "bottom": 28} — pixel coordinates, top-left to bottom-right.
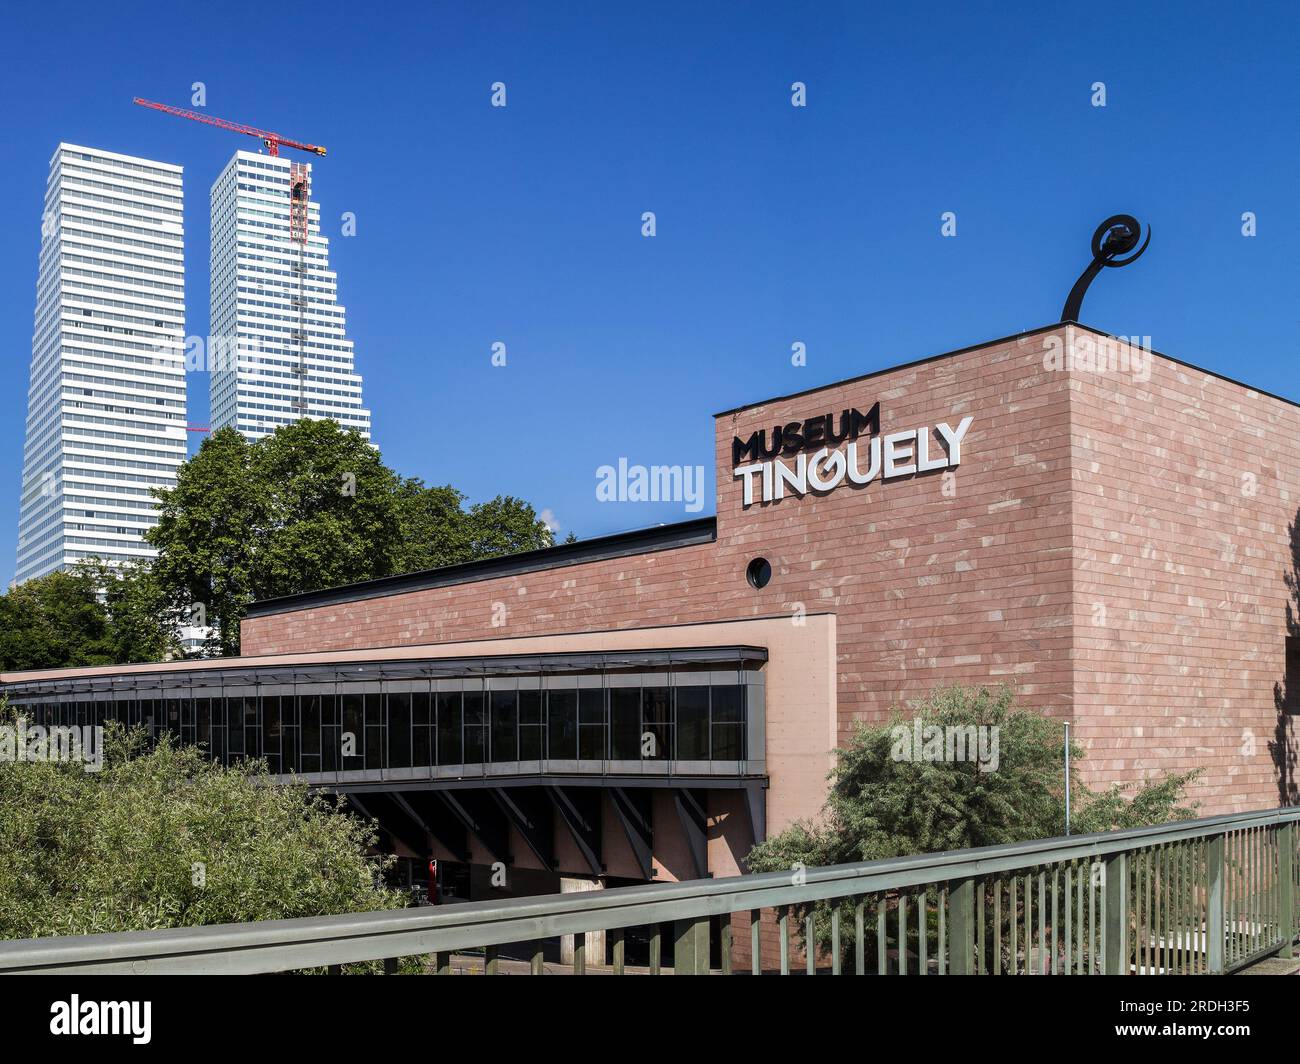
{"left": 131, "top": 97, "right": 328, "bottom": 158}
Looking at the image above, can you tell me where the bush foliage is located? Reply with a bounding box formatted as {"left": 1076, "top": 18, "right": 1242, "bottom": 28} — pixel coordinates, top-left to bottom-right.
{"left": 0, "top": 710, "right": 408, "bottom": 969}
{"left": 744, "top": 685, "right": 1201, "bottom": 963}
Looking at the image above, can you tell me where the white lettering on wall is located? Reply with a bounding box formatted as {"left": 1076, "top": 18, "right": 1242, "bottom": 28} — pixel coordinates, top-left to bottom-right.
{"left": 733, "top": 416, "right": 973, "bottom": 507}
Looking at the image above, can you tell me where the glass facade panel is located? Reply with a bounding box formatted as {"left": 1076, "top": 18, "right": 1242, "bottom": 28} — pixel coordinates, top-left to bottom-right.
{"left": 712, "top": 722, "right": 744, "bottom": 760}
{"left": 610, "top": 687, "right": 641, "bottom": 760}
{"left": 5, "top": 666, "right": 757, "bottom": 773}
{"left": 412, "top": 691, "right": 432, "bottom": 767}
{"left": 436, "top": 692, "right": 461, "bottom": 764}
{"left": 518, "top": 690, "right": 543, "bottom": 761}
{"left": 195, "top": 697, "right": 212, "bottom": 755}
{"left": 579, "top": 688, "right": 606, "bottom": 760}
{"left": 364, "top": 693, "right": 384, "bottom": 770}
{"left": 490, "top": 690, "right": 518, "bottom": 762}
{"left": 164, "top": 695, "right": 183, "bottom": 743}
{"left": 548, "top": 690, "right": 577, "bottom": 759}
{"left": 321, "top": 693, "right": 339, "bottom": 772}
{"left": 389, "top": 692, "right": 411, "bottom": 768}
{"left": 341, "top": 692, "right": 363, "bottom": 770}
{"left": 209, "top": 698, "right": 226, "bottom": 764}
{"left": 676, "top": 685, "right": 709, "bottom": 759}
{"left": 263, "top": 695, "right": 282, "bottom": 773}
{"left": 300, "top": 692, "right": 321, "bottom": 773}
{"left": 711, "top": 685, "right": 745, "bottom": 759}
{"left": 227, "top": 697, "right": 245, "bottom": 758}
{"left": 642, "top": 686, "right": 672, "bottom": 761}
{"left": 462, "top": 691, "right": 486, "bottom": 764}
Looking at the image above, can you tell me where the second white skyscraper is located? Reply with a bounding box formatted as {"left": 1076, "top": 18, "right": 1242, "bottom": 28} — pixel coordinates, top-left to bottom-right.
{"left": 208, "top": 150, "right": 370, "bottom": 442}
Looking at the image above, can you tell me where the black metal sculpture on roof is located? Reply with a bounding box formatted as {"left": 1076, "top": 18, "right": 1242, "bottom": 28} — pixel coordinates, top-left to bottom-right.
{"left": 1060, "top": 214, "right": 1150, "bottom": 322}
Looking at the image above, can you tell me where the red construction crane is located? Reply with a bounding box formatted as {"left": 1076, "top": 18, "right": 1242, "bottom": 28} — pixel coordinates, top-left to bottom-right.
{"left": 132, "top": 97, "right": 327, "bottom": 157}
{"left": 135, "top": 95, "right": 323, "bottom": 421}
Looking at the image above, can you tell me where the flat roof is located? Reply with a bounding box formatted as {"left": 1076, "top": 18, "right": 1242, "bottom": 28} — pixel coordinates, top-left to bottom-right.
{"left": 0, "top": 645, "right": 768, "bottom": 696}
{"left": 55, "top": 142, "right": 184, "bottom": 174}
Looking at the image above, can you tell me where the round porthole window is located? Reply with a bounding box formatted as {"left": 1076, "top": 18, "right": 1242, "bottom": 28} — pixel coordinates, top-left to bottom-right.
{"left": 746, "top": 557, "right": 772, "bottom": 589}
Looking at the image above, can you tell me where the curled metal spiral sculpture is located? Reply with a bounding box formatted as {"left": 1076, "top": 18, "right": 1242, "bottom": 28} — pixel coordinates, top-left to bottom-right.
{"left": 1060, "top": 214, "right": 1151, "bottom": 322}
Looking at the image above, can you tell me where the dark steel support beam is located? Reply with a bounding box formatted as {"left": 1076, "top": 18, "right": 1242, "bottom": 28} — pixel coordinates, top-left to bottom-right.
{"left": 609, "top": 787, "right": 654, "bottom": 881}
{"left": 742, "top": 781, "right": 767, "bottom": 850}
{"left": 547, "top": 786, "right": 602, "bottom": 877}
{"left": 352, "top": 791, "right": 430, "bottom": 858}
{"left": 400, "top": 790, "right": 470, "bottom": 863}
{"left": 438, "top": 789, "right": 511, "bottom": 866}
{"left": 344, "top": 794, "right": 393, "bottom": 849}
{"left": 389, "top": 792, "right": 448, "bottom": 860}
{"left": 491, "top": 788, "right": 554, "bottom": 871}
{"left": 673, "top": 789, "right": 710, "bottom": 881}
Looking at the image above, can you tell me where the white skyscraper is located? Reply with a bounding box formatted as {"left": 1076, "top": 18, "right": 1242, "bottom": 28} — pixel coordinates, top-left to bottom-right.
{"left": 209, "top": 150, "right": 369, "bottom": 442}
{"left": 15, "top": 144, "right": 187, "bottom": 585}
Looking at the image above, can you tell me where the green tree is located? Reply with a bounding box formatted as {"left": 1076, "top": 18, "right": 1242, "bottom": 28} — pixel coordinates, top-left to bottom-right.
{"left": 250, "top": 418, "right": 404, "bottom": 598}
{"left": 0, "top": 562, "right": 184, "bottom": 671}
{"left": 90, "top": 559, "right": 182, "bottom": 664}
{"left": 391, "top": 484, "right": 556, "bottom": 573}
{"left": 464, "top": 495, "right": 554, "bottom": 559}
{"left": 148, "top": 419, "right": 556, "bottom": 655}
{"left": 147, "top": 426, "right": 264, "bottom": 657}
{"left": 745, "top": 684, "right": 1200, "bottom": 963}
{"left": 0, "top": 567, "right": 114, "bottom": 671}
{"left": 0, "top": 708, "right": 408, "bottom": 960}
{"left": 390, "top": 478, "right": 476, "bottom": 572}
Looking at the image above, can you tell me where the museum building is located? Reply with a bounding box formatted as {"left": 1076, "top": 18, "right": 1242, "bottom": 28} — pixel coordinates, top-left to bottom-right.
{"left": 4, "top": 322, "right": 1298, "bottom": 949}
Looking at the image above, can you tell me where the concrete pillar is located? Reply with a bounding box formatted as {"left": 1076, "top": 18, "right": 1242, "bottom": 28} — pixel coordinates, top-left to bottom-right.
{"left": 559, "top": 876, "right": 606, "bottom": 965}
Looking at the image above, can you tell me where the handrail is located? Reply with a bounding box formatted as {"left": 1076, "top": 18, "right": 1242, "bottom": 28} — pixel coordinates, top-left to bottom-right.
{"left": 2, "top": 805, "right": 1297, "bottom": 974}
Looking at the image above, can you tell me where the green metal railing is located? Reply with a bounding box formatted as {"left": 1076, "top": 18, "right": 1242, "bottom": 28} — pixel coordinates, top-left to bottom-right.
{"left": 1, "top": 806, "right": 1295, "bottom": 975}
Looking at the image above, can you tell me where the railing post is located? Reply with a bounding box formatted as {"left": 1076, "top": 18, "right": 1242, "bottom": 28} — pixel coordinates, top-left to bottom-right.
{"left": 611, "top": 928, "right": 625, "bottom": 975}
{"left": 1207, "top": 833, "right": 1226, "bottom": 974}
{"left": 674, "top": 916, "right": 710, "bottom": 975}
{"left": 1103, "top": 851, "right": 1128, "bottom": 975}
{"left": 948, "top": 878, "right": 975, "bottom": 974}
{"left": 1279, "top": 822, "right": 1295, "bottom": 960}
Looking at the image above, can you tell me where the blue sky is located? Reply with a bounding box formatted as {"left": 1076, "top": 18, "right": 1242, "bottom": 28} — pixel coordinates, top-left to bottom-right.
{"left": 2, "top": 1, "right": 1297, "bottom": 585}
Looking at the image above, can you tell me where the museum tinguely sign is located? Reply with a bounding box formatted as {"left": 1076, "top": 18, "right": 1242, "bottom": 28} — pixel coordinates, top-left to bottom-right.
{"left": 731, "top": 402, "right": 973, "bottom": 507}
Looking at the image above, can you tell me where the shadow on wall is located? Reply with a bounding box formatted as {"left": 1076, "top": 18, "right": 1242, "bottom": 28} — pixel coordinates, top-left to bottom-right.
{"left": 1271, "top": 506, "right": 1300, "bottom": 806}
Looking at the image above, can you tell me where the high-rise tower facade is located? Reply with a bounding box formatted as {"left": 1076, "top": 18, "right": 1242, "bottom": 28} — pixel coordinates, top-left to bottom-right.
{"left": 15, "top": 144, "right": 187, "bottom": 584}
{"left": 209, "top": 150, "right": 369, "bottom": 442}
